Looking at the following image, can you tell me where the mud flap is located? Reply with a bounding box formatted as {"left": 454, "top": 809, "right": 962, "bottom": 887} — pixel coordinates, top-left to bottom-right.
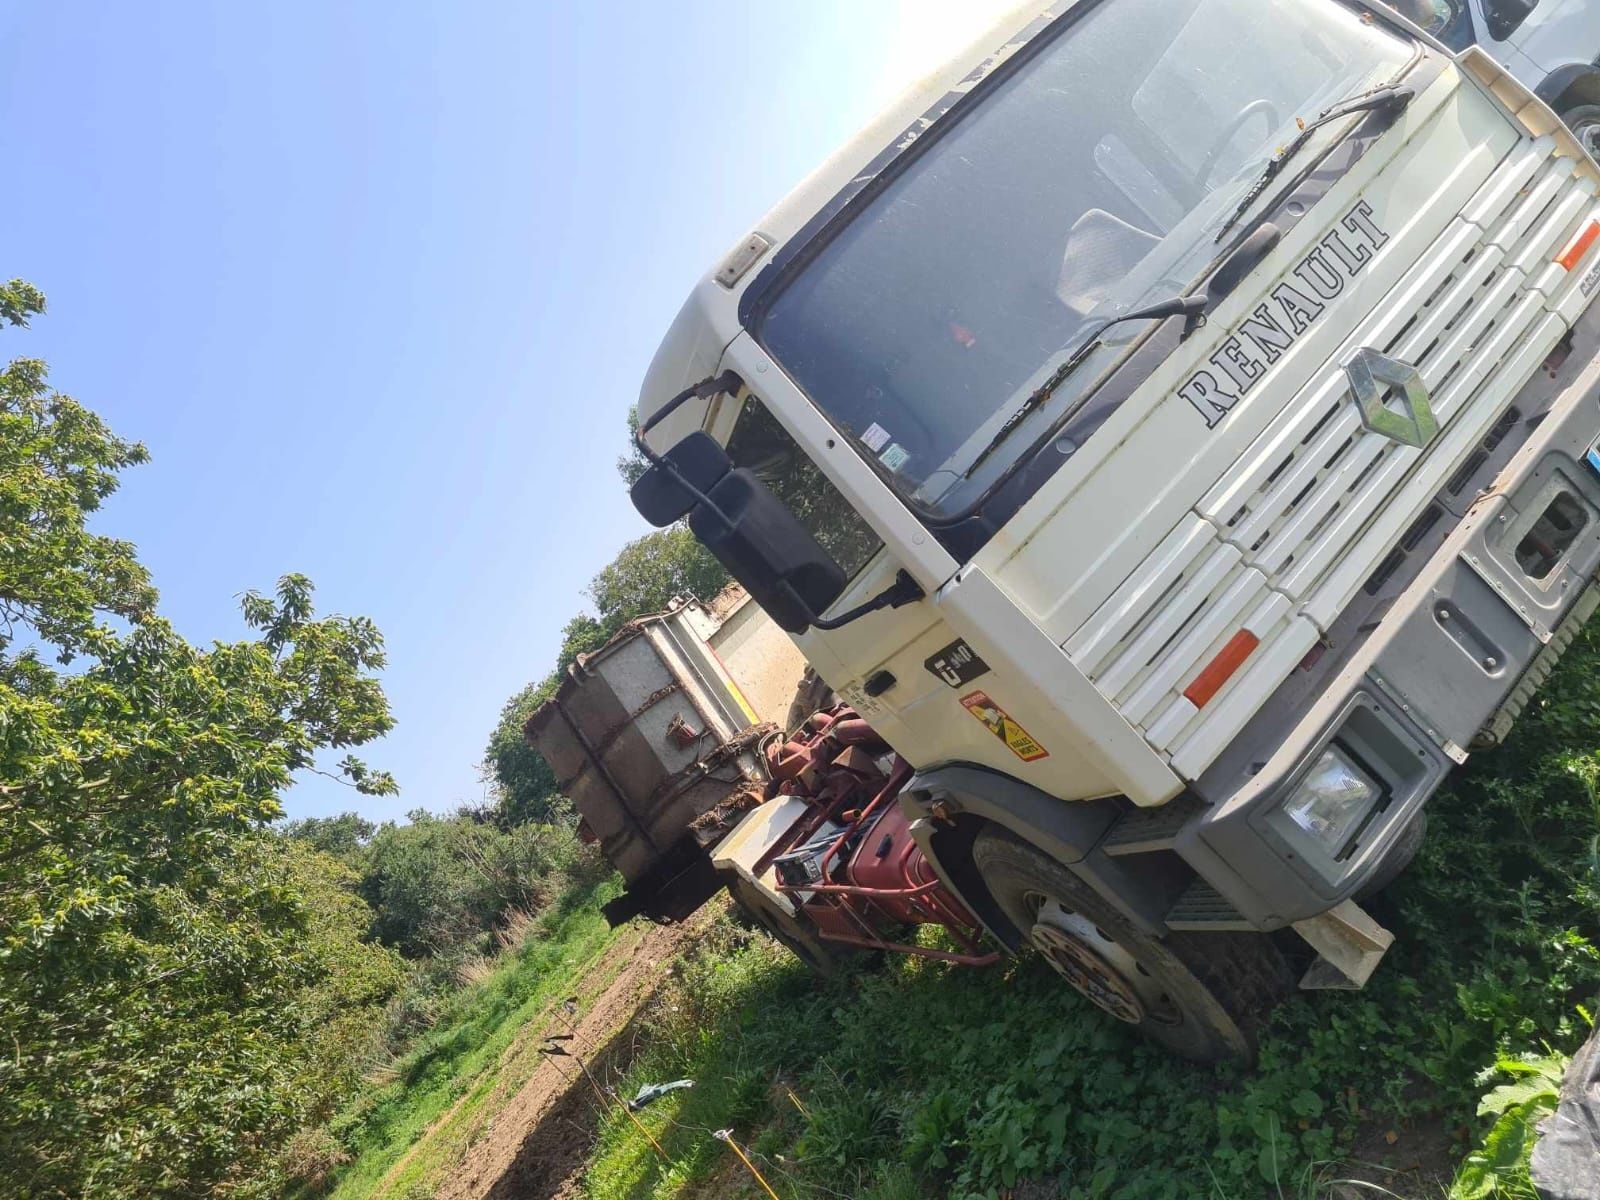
{"left": 1291, "top": 898, "right": 1394, "bottom": 990}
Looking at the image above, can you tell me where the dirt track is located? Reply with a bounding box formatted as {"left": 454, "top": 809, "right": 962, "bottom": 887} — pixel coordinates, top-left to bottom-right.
{"left": 378, "top": 907, "right": 715, "bottom": 1200}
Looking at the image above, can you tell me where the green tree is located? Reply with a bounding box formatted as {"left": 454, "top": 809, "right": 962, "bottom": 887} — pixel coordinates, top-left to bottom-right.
{"left": 616, "top": 405, "right": 649, "bottom": 487}
{"left": 282, "top": 810, "right": 378, "bottom": 861}
{"left": 360, "top": 809, "right": 480, "bottom": 956}
{"left": 588, "top": 526, "right": 728, "bottom": 628}
{"left": 358, "top": 808, "right": 599, "bottom": 957}
{"left": 261, "top": 835, "right": 407, "bottom": 1113}
{"left": 0, "top": 279, "right": 154, "bottom": 659}
{"left": 0, "top": 282, "right": 399, "bottom": 1198}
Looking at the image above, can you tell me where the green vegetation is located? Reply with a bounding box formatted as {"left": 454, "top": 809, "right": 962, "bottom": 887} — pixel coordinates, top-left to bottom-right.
{"left": 0, "top": 280, "right": 404, "bottom": 1198}
{"left": 0, "top": 278, "right": 626, "bottom": 1200}
{"left": 1450, "top": 1051, "right": 1569, "bottom": 1200}
{"left": 314, "top": 878, "right": 623, "bottom": 1200}
{"left": 580, "top": 626, "right": 1600, "bottom": 1200}
{"left": 350, "top": 808, "right": 602, "bottom": 958}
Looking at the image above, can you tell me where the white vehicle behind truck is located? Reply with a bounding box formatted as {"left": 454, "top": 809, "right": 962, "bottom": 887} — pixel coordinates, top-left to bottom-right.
{"left": 563, "top": 0, "right": 1600, "bottom": 1060}
{"left": 1384, "top": 0, "right": 1600, "bottom": 154}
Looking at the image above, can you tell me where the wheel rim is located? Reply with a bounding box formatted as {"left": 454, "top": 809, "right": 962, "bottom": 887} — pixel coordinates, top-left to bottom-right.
{"left": 1572, "top": 117, "right": 1600, "bottom": 160}
{"left": 1025, "top": 895, "right": 1181, "bottom": 1026}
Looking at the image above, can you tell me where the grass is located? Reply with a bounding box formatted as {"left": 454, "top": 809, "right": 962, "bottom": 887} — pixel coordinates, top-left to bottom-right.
{"left": 311, "top": 877, "right": 625, "bottom": 1200}
{"left": 578, "top": 623, "right": 1600, "bottom": 1200}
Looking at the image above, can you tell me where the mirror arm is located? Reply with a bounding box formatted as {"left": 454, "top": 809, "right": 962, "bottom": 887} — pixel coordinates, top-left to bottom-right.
{"left": 795, "top": 570, "right": 925, "bottom": 632}
{"left": 632, "top": 370, "right": 744, "bottom": 531}
{"left": 636, "top": 369, "right": 743, "bottom": 441}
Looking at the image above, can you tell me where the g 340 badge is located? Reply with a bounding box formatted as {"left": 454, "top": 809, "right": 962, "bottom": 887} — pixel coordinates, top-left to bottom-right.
{"left": 925, "top": 638, "right": 989, "bottom": 688}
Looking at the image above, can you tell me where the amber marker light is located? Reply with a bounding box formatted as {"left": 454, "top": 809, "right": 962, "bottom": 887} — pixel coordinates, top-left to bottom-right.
{"left": 1557, "top": 220, "right": 1600, "bottom": 272}
{"left": 1182, "top": 629, "right": 1261, "bottom": 708}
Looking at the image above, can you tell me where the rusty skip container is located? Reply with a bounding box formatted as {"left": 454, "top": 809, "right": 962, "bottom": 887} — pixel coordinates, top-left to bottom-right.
{"left": 526, "top": 592, "right": 804, "bottom": 924}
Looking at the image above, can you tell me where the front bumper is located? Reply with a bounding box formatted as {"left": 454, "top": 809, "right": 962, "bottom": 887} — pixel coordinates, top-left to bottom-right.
{"left": 1176, "top": 318, "right": 1600, "bottom": 930}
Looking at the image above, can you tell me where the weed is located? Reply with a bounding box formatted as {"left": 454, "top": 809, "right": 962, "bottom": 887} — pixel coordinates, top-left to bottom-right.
{"left": 303, "top": 875, "right": 623, "bottom": 1199}
{"left": 579, "top": 624, "right": 1600, "bottom": 1200}
{"left": 1448, "top": 1051, "right": 1568, "bottom": 1200}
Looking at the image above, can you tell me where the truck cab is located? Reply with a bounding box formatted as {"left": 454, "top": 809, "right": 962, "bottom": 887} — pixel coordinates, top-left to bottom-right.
{"left": 626, "top": 0, "right": 1600, "bottom": 1059}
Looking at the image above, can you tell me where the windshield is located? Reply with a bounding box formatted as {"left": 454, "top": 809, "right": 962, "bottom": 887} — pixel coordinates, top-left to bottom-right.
{"left": 756, "top": 0, "right": 1413, "bottom": 517}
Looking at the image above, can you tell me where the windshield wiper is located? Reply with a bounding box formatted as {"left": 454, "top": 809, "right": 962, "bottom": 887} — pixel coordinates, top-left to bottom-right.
{"left": 964, "top": 293, "right": 1207, "bottom": 477}
{"left": 1213, "top": 84, "right": 1415, "bottom": 244}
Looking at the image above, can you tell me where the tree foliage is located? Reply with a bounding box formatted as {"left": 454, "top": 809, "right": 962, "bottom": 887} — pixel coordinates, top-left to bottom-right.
{"left": 588, "top": 527, "right": 728, "bottom": 630}
{"left": 0, "top": 283, "right": 401, "bottom": 1198}
{"left": 281, "top": 810, "right": 378, "bottom": 860}
{"left": 616, "top": 405, "right": 649, "bottom": 488}
{"left": 356, "top": 808, "right": 602, "bottom": 956}
{"left": 0, "top": 281, "right": 154, "bottom": 659}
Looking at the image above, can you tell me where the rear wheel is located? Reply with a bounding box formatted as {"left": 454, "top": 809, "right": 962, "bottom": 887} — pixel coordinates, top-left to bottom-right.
{"left": 725, "top": 874, "right": 849, "bottom": 978}
{"left": 973, "top": 828, "right": 1290, "bottom": 1062}
{"left": 1560, "top": 103, "right": 1600, "bottom": 161}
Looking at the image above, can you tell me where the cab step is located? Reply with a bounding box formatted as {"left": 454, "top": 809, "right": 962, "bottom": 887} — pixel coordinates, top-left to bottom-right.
{"left": 1101, "top": 796, "right": 1205, "bottom": 857}
{"left": 1164, "top": 878, "right": 1254, "bottom": 932}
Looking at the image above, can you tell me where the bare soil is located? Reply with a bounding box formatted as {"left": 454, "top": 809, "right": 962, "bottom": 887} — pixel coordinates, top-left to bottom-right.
{"left": 416, "top": 907, "right": 716, "bottom": 1200}
{"left": 1336, "top": 1109, "right": 1463, "bottom": 1198}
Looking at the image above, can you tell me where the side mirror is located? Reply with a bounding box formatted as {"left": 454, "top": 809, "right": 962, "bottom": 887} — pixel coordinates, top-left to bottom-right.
{"left": 689, "top": 469, "right": 846, "bottom": 633}
{"left": 630, "top": 431, "right": 732, "bottom": 526}
{"left": 629, "top": 423, "right": 922, "bottom": 633}
{"left": 629, "top": 431, "right": 848, "bottom": 633}
{"left": 1482, "top": 0, "right": 1536, "bottom": 40}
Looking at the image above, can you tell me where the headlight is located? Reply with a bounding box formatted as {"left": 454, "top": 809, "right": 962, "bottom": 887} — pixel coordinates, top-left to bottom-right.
{"left": 1280, "top": 746, "right": 1381, "bottom": 853}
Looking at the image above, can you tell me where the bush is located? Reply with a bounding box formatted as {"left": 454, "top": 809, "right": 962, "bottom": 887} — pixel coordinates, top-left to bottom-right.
{"left": 279, "top": 1127, "right": 350, "bottom": 1191}
{"left": 357, "top": 809, "right": 604, "bottom": 957}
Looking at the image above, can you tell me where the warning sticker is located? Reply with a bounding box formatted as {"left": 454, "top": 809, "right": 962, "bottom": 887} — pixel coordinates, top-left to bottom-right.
{"left": 861, "top": 422, "right": 891, "bottom": 452}
{"left": 959, "top": 690, "right": 1049, "bottom": 762}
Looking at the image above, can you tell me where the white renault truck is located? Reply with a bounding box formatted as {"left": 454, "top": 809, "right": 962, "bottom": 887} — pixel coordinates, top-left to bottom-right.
{"left": 623, "top": 0, "right": 1600, "bottom": 1059}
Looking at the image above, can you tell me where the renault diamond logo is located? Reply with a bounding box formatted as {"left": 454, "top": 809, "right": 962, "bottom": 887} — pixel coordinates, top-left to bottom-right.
{"left": 1342, "top": 347, "right": 1438, "bottom": 449}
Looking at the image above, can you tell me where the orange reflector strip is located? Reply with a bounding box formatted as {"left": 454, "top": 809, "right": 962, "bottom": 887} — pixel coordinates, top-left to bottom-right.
{"left": 1558, "top": 221, "right": 1600, "bottom": 271}
{"left": 1182, "top": 629, "right": 1261, "bottom": 709}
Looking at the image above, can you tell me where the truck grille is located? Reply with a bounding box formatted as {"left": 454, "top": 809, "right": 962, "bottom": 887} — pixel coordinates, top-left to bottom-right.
{"left": 1067, "top": 135, "right": 1597, "bottom": 782}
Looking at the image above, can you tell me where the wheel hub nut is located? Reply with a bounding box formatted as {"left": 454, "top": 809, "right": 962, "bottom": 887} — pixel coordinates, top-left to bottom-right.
{"left": 1030, "top": 921, "right": 1145, "bottom": 1024}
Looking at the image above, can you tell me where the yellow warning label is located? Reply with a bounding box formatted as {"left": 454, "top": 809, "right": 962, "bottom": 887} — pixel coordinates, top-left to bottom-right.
{"left": 960, "top": 690, "right": 1049, "bottom": 762}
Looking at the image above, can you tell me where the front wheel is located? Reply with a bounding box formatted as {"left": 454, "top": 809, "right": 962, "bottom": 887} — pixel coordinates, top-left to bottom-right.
{"left": 973, "top": 828, "right": 1290, "bottom": 1062}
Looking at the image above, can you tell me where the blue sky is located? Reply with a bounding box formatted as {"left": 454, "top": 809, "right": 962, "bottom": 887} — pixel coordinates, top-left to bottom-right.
{"left": 1, "top": 2, "right": 1008, "bottom": 822}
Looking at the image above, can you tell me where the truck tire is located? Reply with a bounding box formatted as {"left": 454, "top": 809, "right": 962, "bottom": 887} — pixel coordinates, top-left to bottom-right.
{"left": 1356, "top": 811, "right": 1427, "bottom": 901}
{"left": 725, "top": 874, "right": 850, "bottom": 978}
{"left": 973, "top": 828, "right": 1290, "bottom": 1062}
{"left": 1561, "top": 103, "right": 1600, "bottom": 160}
